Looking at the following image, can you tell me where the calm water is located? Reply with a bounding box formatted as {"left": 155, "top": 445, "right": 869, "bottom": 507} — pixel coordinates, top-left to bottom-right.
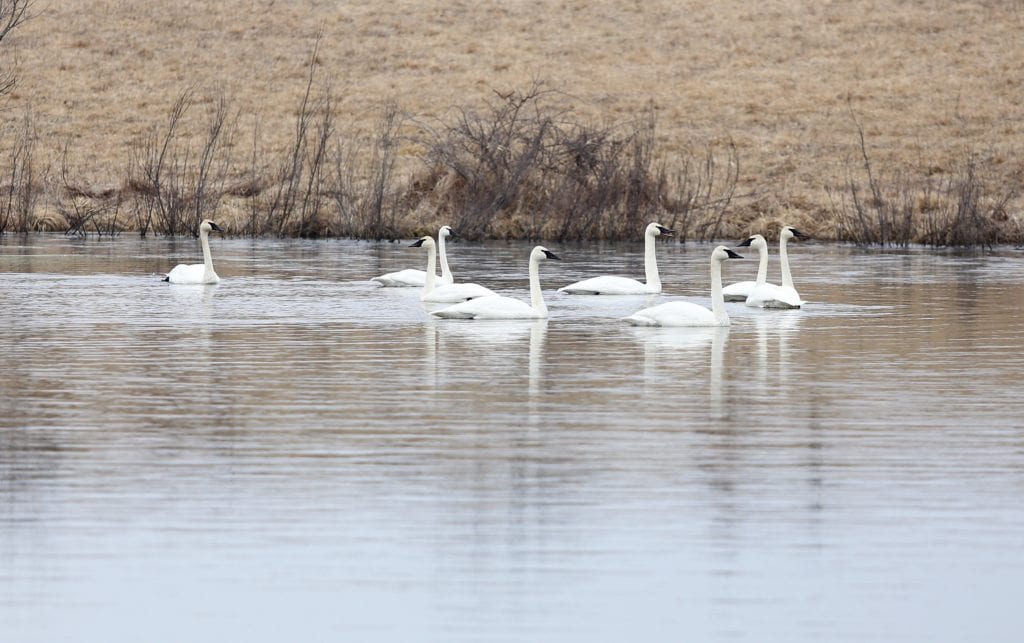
{"left": 1, "top": 234, "right": 1023, "bottom": 642}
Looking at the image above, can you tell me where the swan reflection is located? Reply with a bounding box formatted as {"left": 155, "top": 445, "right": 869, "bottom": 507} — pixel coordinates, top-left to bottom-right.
{"left": 753, "top": 310, "right": 803, "bottom": 390}
{"left": 629, "top": 325, "right": 730, "bottom": 416}
{"left": 432, "top": 318, "right": 549, "bottom": 424}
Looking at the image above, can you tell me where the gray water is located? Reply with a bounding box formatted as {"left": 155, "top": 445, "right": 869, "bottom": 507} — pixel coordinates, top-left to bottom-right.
{"left": 2, "top": 234, "right": 1023, "bottom": 642}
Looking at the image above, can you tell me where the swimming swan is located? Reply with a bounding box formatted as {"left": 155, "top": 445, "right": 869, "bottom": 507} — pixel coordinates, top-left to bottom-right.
{"left": 372, "top": 225, "right": 457, "bottom": 287}
{"left": 722, "top": 234, "right": 768, "bottom": 301}
{"left": 432, "top": 246, "right": 562, "bottom": 320}
{"left": 411, "top": 236, "right": 496, "bottom": 303}
{"left": 745, "top": 226, "right": 808, "bottom": 309}
{"left": 623, "top": 245, "right": 743, "bottom": 327}
{"left": 163, "top": 219, "right": 224, "bottom": 284}
{"left": 558, "top": 222, "right": 673, "bottom": 294}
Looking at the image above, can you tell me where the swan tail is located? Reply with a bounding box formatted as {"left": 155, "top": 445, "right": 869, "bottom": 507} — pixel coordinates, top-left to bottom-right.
{"left": 622, "top": 314, "right": 658, "bottom": 326}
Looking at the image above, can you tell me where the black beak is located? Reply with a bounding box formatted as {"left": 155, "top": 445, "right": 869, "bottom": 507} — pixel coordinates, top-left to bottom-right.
{"left": 448, "top": 228, "right": 460, "bottom": 239}
{"left": 657, "top": 226, "right": 675, "bottom": 236}
{"left": 209, "top": 222, "right": 224, "bottom": 233}
{"left": 791, "top": 228, "right": 809, "bottom": 240}
{"left": 725, "top": 249, "right": 743, "bottom": 259}
{"left": 543, "top": 250, "right": 562, "bottom": 261}
{"left": 737, "top": 237, "right": 754, "bottom": 247}
{"left": 409, "top": 238, "right": 426, "bottom": 247}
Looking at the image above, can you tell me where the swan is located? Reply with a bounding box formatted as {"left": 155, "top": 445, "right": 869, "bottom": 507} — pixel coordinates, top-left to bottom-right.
{"left": 745, "top": 226, "right": 808, "bottom": 309}
{"left": 163, "top": 219, "right": 224, "bottom": 284}
{"left": 722, "top": 234, "right": 768, "bottom": 301}
{"left": 432, "top": 246, "right": 562, "bottom": 320}
{"left": 411, "top": 236, "right": 496, "bottom": 303}
{"left": 623, "top": 245, "right": 742, "bottom": 327}
{"left": 372, "top": 225, "right": 457, "bottom": 287}
{"left": 558, "top": 222, "right": 673, "bottom": 294}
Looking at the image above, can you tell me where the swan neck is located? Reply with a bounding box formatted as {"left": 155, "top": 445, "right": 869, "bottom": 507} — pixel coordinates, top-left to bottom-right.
{"left": 643, "top": 231, "right": 661, "bottom": 290}
{"left": 710, "top": 258, "right": 728, "bottom": 325}
{"left": 756, "top": 243, "right": 768, "bottom": 286}
{"left": 423, "top": 243, "right": 437, "bottom": 293}
{"left": 529, "top": 254, "right": 546, "bottom": 316}
{"left": 779, "top": 236, "right": 794, "bottom": 289}
{"left": 438, "top": 234, "right": 452, "bottom": 282}
{"left": 200, "top": 229, "right": 216, "bottom": 280}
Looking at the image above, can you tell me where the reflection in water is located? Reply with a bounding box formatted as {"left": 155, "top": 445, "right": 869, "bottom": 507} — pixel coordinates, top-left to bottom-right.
{"left": 2, "top": 236, "right": 1024, "bottom": 643}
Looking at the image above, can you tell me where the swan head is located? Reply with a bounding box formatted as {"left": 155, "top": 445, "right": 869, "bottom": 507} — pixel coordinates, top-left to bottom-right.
{"left": 439, "top": 225, "right": 458, "bottom": 239}
{"left": 199, "top": 219, "right": 224, "bottom": 234}
{"left": 646, "top": 222, "right": 675, "bottom": 237}
{"left": 712, "top": 245, "right": 743, "bottom": 262}
{"left": 409, "top": 236, "right": 436, "bottom": 250}
{"left": 782, "top": 226, "right": 809, "bottom": 241}
{"left": 532, "top": 246, "right": 562, "bottom": 262}
{"left": 737, "top": 234, "right": 767, "bottom": 250}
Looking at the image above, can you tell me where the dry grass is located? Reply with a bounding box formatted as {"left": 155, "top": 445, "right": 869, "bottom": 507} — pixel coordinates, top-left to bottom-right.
{"left": 2, "top": 0, "right": 1023, "bottom": 242}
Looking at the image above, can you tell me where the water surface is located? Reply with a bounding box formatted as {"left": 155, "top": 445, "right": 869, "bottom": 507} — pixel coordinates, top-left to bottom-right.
{"left": 2, "top": 234, "right": 1023, "bottom": 642}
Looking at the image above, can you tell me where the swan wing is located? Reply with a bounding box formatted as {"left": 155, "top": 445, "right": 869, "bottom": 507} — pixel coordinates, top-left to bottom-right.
{"left": 623, "top": 300, "right": 718, "bottom": 327}
{"left": 746, "top": 283, "right": 802, "bottom": 308}
{"left": 722, "top": 280, "right": 756, "bottom": 302}
{"left": 372, "top": 268, "right": 426, "bottom": 287}
{"left": 165, "top": 263, "right": 217, "bottom": 285}
{"left": 558, "top": 275, "right": 652, "bottom": 295}
{"left": 422, "top": 283, "right": 497, "bottom": 303}
{"left": 432, "top": 295, "right": 539, "bottom": 320}
{"left": 763, "top": 286, "right": 804, "bottom": 308}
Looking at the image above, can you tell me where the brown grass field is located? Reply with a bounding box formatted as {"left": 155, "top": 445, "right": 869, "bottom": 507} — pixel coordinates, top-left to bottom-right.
{"left": 2, "top": 0, "right": 1023, "bottom": 242}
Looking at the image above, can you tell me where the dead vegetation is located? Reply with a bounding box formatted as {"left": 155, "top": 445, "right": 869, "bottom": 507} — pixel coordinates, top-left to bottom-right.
{"left": 826, "top": 112, "right": 1019, "bottom": 247}
{"left": 1, "top": 0, "right": 1023, "bottom": 244}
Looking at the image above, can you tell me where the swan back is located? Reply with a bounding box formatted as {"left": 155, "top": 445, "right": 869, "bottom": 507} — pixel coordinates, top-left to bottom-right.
{"left": 559, "top": 222, "right": 671, "bottom": 295}
{"left": 624, "top": 245, "right": 741, "bottom": 327}
{"left": 432, "top": 245, "right": 561, "bottom": 320}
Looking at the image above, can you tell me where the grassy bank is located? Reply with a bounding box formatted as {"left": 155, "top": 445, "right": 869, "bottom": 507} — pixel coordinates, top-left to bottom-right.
{"left": 2, "top": 1, "right": 1023, "bottom": 244}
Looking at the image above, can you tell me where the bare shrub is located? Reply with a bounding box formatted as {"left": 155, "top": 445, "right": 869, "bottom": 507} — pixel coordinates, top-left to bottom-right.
{"left": 0, "top": 0, "right": 34, "bottom": 99}
{"left": 128, "top": 89, "right": 193, "bottom": 235}
{"left": 330, "top": 101, "right": 405, "bottom": 239}
{"left": 251, "top": 36, "right": 334, "bottom": 237}
{"left": 414, "top": 85, "right": 713, "bottom": 241}
{"left": 828, "top": 113, "right": 1017, "bottom": 247}
{"left": 51, "top": 142, "right": 124, "bottom": 236}
{"left": 417, "top": 82, "right": 556, "bottom": 240}
{"left": 0, "top": 112, "right": 42, "bottom": 233}
{"left": 127, "top": 89, "right": 238, "bottom": 236}
{"left": 664, "top": 141, "right": 740, "bottom": 242}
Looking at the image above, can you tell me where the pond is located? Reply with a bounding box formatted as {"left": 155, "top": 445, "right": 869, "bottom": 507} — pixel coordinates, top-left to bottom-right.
{"left": 2, "top": 233, "right": 1023, "bottom": 642}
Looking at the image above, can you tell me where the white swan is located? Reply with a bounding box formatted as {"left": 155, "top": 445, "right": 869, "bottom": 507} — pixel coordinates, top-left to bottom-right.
{"left": 623, "top": 245, "right": 742, "bottom": 327}
{"left": 558, "top": 222, "right": 673, "bottom": 294}
{"left": 745, "top": 226, "right": 808, "bottom": 309}
{"left": 722, "top": 234, "right": 768, "bottom": 301}
{"left": 372, "top": 225, "right": 457, "bottom": 287}
{"left": 411, "top": 236, "right": 496, "bottom": 303}
{"left": 432, "top": 246, "right": 562, "bottom": 320}
{"left": 163, "top": 219, "right": 224, "bottom": 284}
